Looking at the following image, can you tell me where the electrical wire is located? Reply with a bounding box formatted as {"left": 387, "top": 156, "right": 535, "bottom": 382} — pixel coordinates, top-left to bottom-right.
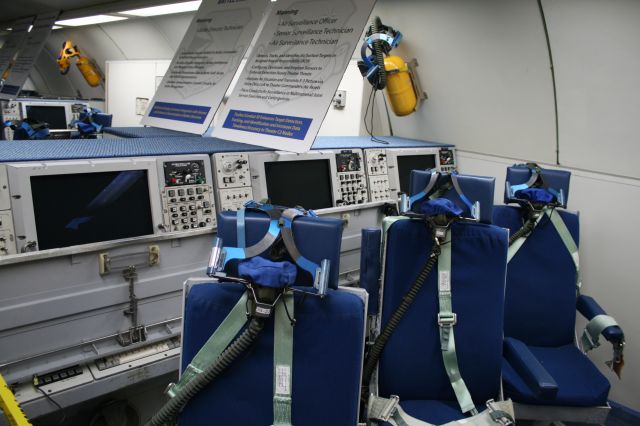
{"left": 36, "top": 386, "right": 67, "bottom": 425}
{"left": 363, "top": 87, "right": 390, "bottom": 145}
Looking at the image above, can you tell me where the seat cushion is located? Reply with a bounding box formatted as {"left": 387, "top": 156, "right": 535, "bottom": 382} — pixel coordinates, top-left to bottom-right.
{"left": 180, "top": 283, "right": 365, "bottom": 426}
{"left": 502, "top": 344, "right": 610, "bottom": 406}
{"left": 379, "top": 219, "right": 508, "bottom": 403}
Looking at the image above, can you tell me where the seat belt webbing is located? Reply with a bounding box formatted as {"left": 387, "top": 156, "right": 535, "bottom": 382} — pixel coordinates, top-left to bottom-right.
{"left": 507, "top": 213, "right": 544, "bottom": 263}
{"left": 273, "top": 293, "right": 294, "bottom": 426}
{"left": 437, "top": 231, "right": 477, "bottom": 416}
{"left": 168, "top": 292, "right": 250, "bottom": 398}
{"left": 546, "top": 209, "right": 581, "bottom": 292}
{"left": 237, "top": 207, "right": 246, "bottom": 248}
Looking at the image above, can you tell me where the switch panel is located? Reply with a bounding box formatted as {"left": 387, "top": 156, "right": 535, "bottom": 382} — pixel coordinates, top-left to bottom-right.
{"left": 439, "top": 148, "right": 457, "bottom": 173}
{"left": 364, "top": 149, "right": 392, "bottom": 201}
{"left": 160, "top": 159, "right": 216, "bottom": 232}
{"left": 368, "top": 175, "right": 391, "bottom": 202}
{"left": 0, "top": 101, "right": 21, "bottom": 140}
{"left": 213, "top": 153, "right": 250, "bottom": 189}
{"left": 0, "top": 211, "right": 17, "bottom": 255}
{"left": 335, "top": 150, "right": 368, "bottom": 206}
{"left": 365, "top": 148, "right": 388, "bottom": 176}
{"left": 218, "top": 187, "right": 254, "bottom": 212}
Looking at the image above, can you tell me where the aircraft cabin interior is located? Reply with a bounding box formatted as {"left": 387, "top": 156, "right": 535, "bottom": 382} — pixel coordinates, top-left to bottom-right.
{"left": 0, "top": 0, "right": 638, "bottom": 425}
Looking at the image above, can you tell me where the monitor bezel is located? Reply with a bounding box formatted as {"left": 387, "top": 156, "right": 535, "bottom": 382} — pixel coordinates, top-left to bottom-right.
{"left": 382, "top": 148, "right": 447, "bottom": 196}
{"left": 20, "top": 101, "right": 73, "bottom": 130}
{"left": 246, "top": 150, "right": 340, "bottom": 210}
{"left": 6, "top": 158, "right": 163, "bottom": 253}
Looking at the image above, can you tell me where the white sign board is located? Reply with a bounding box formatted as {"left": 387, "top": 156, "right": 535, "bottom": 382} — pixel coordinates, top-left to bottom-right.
{"left": 213, "top": 0, "right": 376, "bottom": 153}
{"left": 0, "top": 12, "right": 58, "bottom": 100}
{"left": 0, "top": 17, "right": 34, "bottom": 96}
{"left": 141, "top": 0, "right": 269, "bottom": 134}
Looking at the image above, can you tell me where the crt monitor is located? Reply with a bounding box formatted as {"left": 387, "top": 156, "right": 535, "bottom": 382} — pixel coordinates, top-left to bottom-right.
{"left": 30, "top": 170, "right": 154, "bottom": 250}
{"left": 265, "top": 159, "right": 333, "bottom": 210}
{"left": 25, "top": 105, "right": 68, "bottom": 129}
{"left": 396, "top": 154, "right": 436, "bottom": 194}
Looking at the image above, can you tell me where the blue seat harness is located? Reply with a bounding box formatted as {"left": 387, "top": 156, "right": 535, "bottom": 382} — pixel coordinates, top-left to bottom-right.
{"left": 224, "top": 201, "right": 321, "bottom": 279}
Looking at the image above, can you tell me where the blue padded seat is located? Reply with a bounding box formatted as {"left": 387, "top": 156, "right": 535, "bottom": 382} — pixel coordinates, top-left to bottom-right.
{"left": 217, "top": 210, "right": 343, "bottom": 289}
{"left": 382, "top": 400, "right": 486, "bottom": 426}
{"left": 181, "top": 283, "right": 365, "bottom": 426}
{"left": 494, "top": 205, "right": 579, "bottom": 347}
{"left": 502, "top": 343, "right": 610, "bottom": 406}
{"left": 378, "top": 219, "right": 508, "bottom": 421}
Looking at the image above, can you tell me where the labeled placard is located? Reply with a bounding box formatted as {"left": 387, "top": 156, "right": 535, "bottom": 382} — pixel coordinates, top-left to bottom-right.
{"left": 142, "top": 0, "right": 269, "bottom": 134}
{"left": 0, "top": 17, "right": 34, "bottom": 98}
{"left": 213, "top": 0, "right": 376, "bottom": 153}
{"left": 0, "top": 12, "right": 58, "bottom": 99}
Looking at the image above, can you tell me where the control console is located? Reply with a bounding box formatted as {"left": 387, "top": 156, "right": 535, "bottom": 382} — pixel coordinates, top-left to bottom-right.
{"left": 159, "top": 159, "right": 216, "bottom": 232}
{"left": 364, "top": 149, "right": 391, "bottom": 202}
{"left": 335, "top": 150, "right": 369, "bottom": 206}
{"left": 364, "top": 147, "right": 457, "bottom": 199}
{"left": 212, "top": 153, "right": 254, "bottom": 211}
{"left": 0, "top": 101, "right": 20, "bottom": 140}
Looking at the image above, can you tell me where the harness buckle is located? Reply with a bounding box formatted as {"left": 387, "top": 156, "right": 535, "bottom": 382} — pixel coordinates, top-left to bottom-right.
{"left": 485, "top": 399, "right": 514, "bottom": 426}
{"left": 437, "top": 312, "right": 457, "bottom": 327}
{"left": 370, "top": 394, "right": 400, "bottom": 421}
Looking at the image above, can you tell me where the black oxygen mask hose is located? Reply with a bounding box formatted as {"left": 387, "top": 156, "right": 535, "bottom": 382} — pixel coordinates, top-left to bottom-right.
{"left": 362, "top": 219, "right": 445, "bottom": 388}
{"left": 371, "top": 16, "right": 387, "bottom": 90}
{"left": 147, "top": 287, "right": 283, "bottom": 426}
{"left": 508, "top": 214, "right": 538, "bottom": 246}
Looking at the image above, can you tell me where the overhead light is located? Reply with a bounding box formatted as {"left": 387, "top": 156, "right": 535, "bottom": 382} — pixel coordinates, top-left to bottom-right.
{"left": 56, "top": 14, "right": 127, "bottom": 27}
{"left": 120, "top": 1, "right": 201, "bottom": 17}
{"left": 52, "top": 25, "right": 64, "bottom": 30}
{"left": 28, "top": 25, "right": 33, "bottom": 32}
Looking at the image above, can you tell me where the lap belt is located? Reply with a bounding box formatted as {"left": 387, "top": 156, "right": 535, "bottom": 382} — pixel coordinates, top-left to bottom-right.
{"left": 368, "top": 395, "right": 514, "bottom": 426}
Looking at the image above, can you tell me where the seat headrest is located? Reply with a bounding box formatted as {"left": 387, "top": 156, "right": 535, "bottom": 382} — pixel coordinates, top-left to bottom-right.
{"left": 504, "top": 164, "right": 571, "bottom": 208}
{"left": 409, "top": 170, "right": 496, "bottom": 224}
{"left": 217, "top": 210, "right": 343, "bottom": 289}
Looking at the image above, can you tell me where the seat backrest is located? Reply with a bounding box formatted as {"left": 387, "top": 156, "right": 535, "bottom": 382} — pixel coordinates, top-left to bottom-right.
{"left": 504, "top": 164, "right": 571, "bottom": 208}
{"left": 181, "top": 212, "right": 363, "bottom": 424}
{"left": 181, "top": 284, "right": 366, "bottom": 425}
{"left": 493, "top": 205, "right": 579, "bottom": 347}
{"left": 217, "top": 210, "right": 343, "bottom": 289}
{"left": 378, "top": 173, "right": 508, "bottom": 404}
{"left": 409, "top": 170, "right": 496, "bottom": 223}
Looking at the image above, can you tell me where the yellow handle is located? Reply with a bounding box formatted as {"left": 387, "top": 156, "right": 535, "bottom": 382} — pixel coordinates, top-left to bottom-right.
{"left": 0, "top": 374, "right": 31, "bottom": 426}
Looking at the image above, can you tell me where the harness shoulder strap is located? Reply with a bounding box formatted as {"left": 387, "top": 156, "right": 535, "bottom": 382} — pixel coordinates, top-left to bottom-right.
{"left": 437, "top": 230, "right": 477, "bottom": 415}
{"left": 273, "top": 294, "right": 294, "bottom": 426}
{"left": 168, "top": 292, "right": 249, "bottom": 398}
{"left": 546, "top": 209, "right": 581, "bottom": 292}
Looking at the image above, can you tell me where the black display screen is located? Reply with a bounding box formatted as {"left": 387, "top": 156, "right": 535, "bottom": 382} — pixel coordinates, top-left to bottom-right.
{"left": 265, "top": 159, "right": 333, "bottom": 210}
{"left": 31, "top": 170, "right": 154, "bottom": 250}
{"left": 397, "top": 154, "right": 437, "bottom": 194}
{"left": 25, "top": 105, "right": 68, "bottom": 129}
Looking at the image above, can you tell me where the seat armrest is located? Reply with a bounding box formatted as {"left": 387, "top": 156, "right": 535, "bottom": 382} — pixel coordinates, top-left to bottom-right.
{"left": 577, "top": 295, "right": 625, "bottom": 343}
{"left": 504, "top": 337, "right": 558, "bottom": 400}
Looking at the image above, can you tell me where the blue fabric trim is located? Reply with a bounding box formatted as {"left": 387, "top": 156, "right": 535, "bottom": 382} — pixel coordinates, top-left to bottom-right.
{"left": 223, "top": 247, "right": 246, "bottom": 264}
{"left": 296, "top": 256, "right": 319, "bottom": 277}
{"left": 237, "top": 208, "right": 246, "bottom": 248}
